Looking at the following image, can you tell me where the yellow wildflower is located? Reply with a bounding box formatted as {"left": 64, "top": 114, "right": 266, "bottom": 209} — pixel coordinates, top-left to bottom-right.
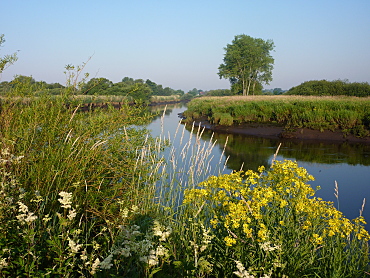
{"left": 224, "top": 236, "right": 237, "bottom": 246}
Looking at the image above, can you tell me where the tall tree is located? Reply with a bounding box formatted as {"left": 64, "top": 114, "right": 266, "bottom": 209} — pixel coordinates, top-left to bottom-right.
{"left": 218, "top": 34, "right": 274, "bottom": 96}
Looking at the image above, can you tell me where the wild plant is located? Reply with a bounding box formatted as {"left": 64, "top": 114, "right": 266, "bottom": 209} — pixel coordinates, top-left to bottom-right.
{"left": 0, "top": 64, "right": 161, "bottom": 276}
{"left": 183, "top": 159, "right": 370, "bottom": 277}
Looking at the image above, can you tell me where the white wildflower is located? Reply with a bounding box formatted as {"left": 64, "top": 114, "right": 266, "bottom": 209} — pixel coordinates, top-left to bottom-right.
{"left": 58, "top": 191, "right": 73, "bottom": 209}
{"left": 200, "top": 245, "right": 207, "bottom": 253}
{"left": 259, "top": 241, "right": 281, "bottom": 252}
{"left": 155, "top": 245, "right": 168, "bottom": 257}
{"left": 1, "top": 148, "right": 10, "bottom": 156}
{"left": 121, "top": 207, "right": 129, "bottom": 218}
{"left": 80, "top": 250, "right": 88, "bottom": 261}
{"left": 200, "top": 224, "right": 213, "bottom": 252}
{"left": 90, "top": 258, "right": 101, "bottom": 275}
{"left": 16, "top": 202, "right": 38, "bottom": 224}
{"left": 152, "top": 220, "right": 172, "bottom": 241}
{"left": 24, "top": 213, "right": 38, "bottom": 223}
{"left": 67, "top": 209, "right": 77, "bottom": 220}
{"left": 0, "top": 258, "right": 8, "bottom": 270}
{"left": 68, "top": 238, "right": 82, "bottom": 253}
{"left": 234, "top": 261, "right": 255, "bottom": 278}
{"left": 152, "top": 220, "right": 163, "bottom": 236}
{"left": 18, "top": 201, "right": 28, "bottom": 214}
{"left": 147, "top": 250, "right": 159, "bottom": 266}
{"left": 160, "top": 227, "right": 172, "bottom": 241}
{"left": 100, "top": 254, "right": 114, "bottom": 270}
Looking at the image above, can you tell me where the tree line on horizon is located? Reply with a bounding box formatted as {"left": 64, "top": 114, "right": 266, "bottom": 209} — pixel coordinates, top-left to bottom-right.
{"left": 0, "top": 75, "right": 207, "bottom": 102}
{"left": 1, "top": 33, "right": 370, "bottom": 100}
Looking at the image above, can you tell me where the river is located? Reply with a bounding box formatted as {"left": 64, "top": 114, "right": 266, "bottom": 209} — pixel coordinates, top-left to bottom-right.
{"left": 147, "top": 103, "right": 370, "bottom": 229}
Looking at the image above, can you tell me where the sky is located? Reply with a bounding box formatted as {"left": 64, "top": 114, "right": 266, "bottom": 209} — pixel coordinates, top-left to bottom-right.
{"left": 1, "top": 0, "right": 370, "bottom": 92}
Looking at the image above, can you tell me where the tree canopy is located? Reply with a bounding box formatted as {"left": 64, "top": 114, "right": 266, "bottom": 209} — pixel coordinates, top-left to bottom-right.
{"left": 0, "top": 34, "right": 18, "bottom": 76}
{"left": 218, "top": 34, "right": 274, "bottom": 96}
{"left": 286, "top": 79, "right": 370, "bottom": 97}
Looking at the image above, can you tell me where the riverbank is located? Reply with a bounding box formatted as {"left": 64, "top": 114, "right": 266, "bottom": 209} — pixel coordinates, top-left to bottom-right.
{"left": 188, "top": 116, "right": 370, "bottom": 144}
{"left": 183, "top": 96, "right": 370, "bottom": 144}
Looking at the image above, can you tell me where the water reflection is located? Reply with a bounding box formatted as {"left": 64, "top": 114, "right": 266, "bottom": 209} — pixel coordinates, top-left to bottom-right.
{"left": 147, "top": 103, "right": 370, "bottom": 228}
{"left": 184, "top": 127, "right": 370, "bottom": 170}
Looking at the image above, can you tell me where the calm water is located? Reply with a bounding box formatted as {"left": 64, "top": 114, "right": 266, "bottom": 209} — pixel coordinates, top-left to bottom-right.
{"left": 147, "top": 103, "right": 370, "bottom": 229}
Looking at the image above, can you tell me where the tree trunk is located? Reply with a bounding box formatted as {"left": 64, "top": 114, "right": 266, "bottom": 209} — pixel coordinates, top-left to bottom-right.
{"left": 246, "top": 79, "right": 251, "bottom": 96}
{"left": 242, "top": 79, "right": 247, "bottom": 96}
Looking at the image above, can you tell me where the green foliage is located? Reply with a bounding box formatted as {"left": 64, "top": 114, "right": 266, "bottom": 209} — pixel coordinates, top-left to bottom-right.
{"left": 184, "top": 96, "right": 370, "bottom": 138}
{"left": 0, "top": 34, "right": 18, "bottom": 74}
{"left": 145, "top": 79, "right": 184, "bottom": 96}
{"left": 205, "top": 89, "right": 232, "bottom": 96}
{"left": 212, "top": 112, "right": 234, "bottom": 126}
{"left": 218, "top": 34, "right": 275, "bottom": 96}
{"left": 287, "top": 79, "right": 370, "bottom": 97}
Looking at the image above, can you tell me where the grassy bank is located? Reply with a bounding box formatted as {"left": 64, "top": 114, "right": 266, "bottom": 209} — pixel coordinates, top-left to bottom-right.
{"left": 0, "top": 92, "right": 369, "bottom": 277}
{"left": 183, "top": 96, "right": 370, "bottom": 137}
{"left": 0, "top": 94, "right": 182, "bottom": 105}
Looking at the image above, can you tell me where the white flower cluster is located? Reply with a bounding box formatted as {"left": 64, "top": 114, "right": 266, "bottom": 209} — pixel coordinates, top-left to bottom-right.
{"left": 233, "top": 261, "right": 256, "bottom": 278}
{"left": 0, "top": 148, "right": 24, "bottom": 165}
{"left": 259, "top": 241, "right": 281, "bottom": 252}
{"left": 57, "top": 191, "right": 77, "bottom": 221}
{"left": 68, "top": 237, "right": 83, "bottom": 254}
{"left": 16, "top": 201, "right": 38, "bottom": 224}
{"left": 152, "top": 220, "right": 172, "bottom": 241}
{"left": 100, "top": 216, "right": 171, "bottom": 271}
{"left": 58, "top": 191, "right": 73, "bottom": 209}
{"left": 0, "top": 258, "right": 8, "bottom": 270}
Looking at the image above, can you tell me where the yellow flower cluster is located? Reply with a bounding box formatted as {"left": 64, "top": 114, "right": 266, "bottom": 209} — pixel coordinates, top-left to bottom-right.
{"left": 183, "top": 160, "right": 370, "bottom": 248}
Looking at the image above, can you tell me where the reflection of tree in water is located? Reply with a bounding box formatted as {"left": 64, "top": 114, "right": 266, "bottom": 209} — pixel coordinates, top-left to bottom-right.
{"left": 184, "top": 127, "right": 275, "bottom": 171}
{"left": 215, "top": 133, "right": 275, "bottom": 171}
{"left": 147, "top": 104, "right": 186, "bottom": 121}
{"left": 184, "top": 123, "right": 370, "bottom": 170}
{"left": 279, "top": 141, "right": 370, "bottom": 166}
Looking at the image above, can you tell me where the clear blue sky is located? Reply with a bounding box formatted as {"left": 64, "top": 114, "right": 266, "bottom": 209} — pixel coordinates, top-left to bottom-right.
{"left": 1, "top": 0, "right": 369, "bottom": 92}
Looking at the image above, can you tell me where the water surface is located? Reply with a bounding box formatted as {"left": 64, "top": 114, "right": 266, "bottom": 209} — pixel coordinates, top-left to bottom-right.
{"left": 147, "top": 103, "right": 370, "bottom": 228}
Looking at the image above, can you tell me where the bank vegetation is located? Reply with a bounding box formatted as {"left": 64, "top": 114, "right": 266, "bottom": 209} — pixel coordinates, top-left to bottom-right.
{"left": 183, "top": 95, "right": 370, "bottom": 138}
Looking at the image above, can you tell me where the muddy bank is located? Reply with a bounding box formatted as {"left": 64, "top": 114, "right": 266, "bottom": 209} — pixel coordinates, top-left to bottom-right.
{"left": 186, "top": 116, "right": 370, "bottom": 145}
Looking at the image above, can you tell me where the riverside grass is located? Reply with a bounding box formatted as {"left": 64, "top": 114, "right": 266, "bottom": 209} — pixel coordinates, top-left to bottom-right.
{"left": 0, "top": 93, "right": 369, "bottom": 277}
{"left": 183, "top": 95, "right": 370, "bottom": 137}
